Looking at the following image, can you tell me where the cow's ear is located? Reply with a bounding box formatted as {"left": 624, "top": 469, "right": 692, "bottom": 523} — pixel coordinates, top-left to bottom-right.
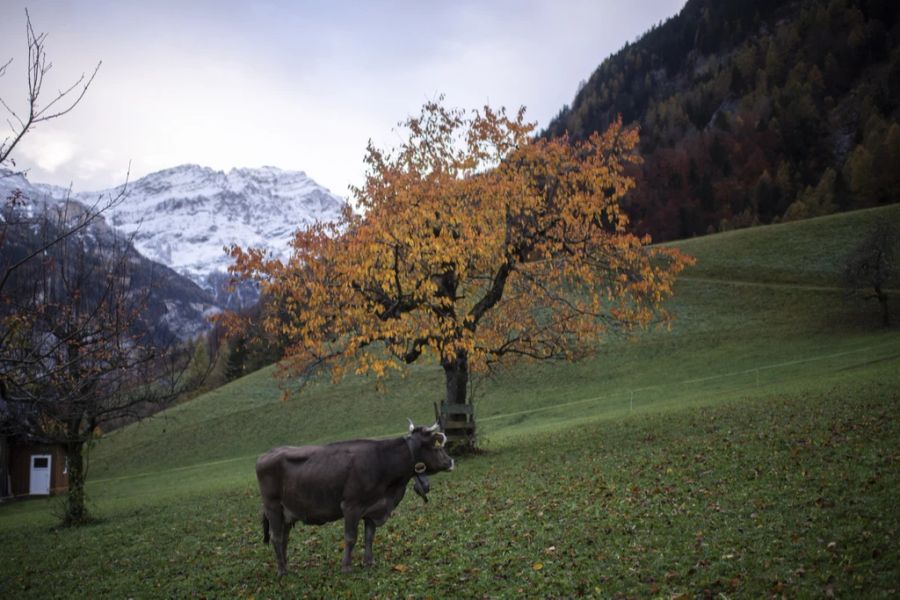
{"left": 433, "top": 432, "right": 447, "bottom": 448}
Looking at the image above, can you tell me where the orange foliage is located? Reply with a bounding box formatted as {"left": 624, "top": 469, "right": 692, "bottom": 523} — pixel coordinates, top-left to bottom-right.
{"left": 229, "top": 99, "right": 693, "bottom": 389}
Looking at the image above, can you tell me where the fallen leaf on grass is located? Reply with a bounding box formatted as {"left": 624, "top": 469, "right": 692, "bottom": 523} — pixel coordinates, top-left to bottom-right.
{"left": 391, "top": 564, "right": 408, "bottom": 573}
{"left": 532, "top": 562, "right": 544, "bottom": 571}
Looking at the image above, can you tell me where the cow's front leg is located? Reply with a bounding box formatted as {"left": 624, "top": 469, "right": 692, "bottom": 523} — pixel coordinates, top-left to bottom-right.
{"left": 363, "top": 518, "right": 376, "bottom": 567}
{"left": 341, "top": 513, "right": 360, "bottom": 572}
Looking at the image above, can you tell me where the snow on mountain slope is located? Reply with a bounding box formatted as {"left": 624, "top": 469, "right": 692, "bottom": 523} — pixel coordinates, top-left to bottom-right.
{"left": 2, "top": 165, "right": 347, "bottom": 308}
{"left": 0, "top": 168, "right": 221, "bottom": 340}
{"left": 102, "top": 164, "right": 346, "bottom": 287}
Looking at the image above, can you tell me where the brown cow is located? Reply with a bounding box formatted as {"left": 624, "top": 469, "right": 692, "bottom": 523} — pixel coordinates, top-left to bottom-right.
{"left": 255, "top": 420, "right": 455, "bottom": 575}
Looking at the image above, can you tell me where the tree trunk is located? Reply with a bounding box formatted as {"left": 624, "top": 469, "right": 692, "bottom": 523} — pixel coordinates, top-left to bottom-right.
{"left": 64, "top": 442, "right": 88, "bottom": 526}
{"left": 0, "top": 436, "right": 9, "bottom": 499}
{"left": 443, "top": 352, "right": 468, "bottom": 406}
{"left": 441, "top": 352, "right": 476, "bottom": 452}
{"left": 876, "top": 287, "right": 890, "bottom": 327}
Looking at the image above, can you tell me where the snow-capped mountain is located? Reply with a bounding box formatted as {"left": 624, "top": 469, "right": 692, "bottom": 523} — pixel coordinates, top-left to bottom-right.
{"left": 1, "top": 165, "right": 347, "bottom": 309}
{"left": 0, "top": 169, "right": 220, "bottom": 341}
{"left": 102, "top": 165, "right": 346, "bottom": 288}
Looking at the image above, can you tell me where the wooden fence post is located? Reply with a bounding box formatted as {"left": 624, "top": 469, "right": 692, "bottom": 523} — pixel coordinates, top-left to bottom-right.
{"left": 438, "top": 402, "right": 476, "bottom": 451}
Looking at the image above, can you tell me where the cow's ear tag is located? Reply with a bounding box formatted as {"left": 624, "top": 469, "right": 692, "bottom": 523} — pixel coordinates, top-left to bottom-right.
{"left": 415, "top": 462, "right": 427, "bottom": 474}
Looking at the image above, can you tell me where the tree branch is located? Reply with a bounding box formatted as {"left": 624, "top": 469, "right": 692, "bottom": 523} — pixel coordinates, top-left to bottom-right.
{"left": 0, "top": 9, "right": 101, "bottom": 164}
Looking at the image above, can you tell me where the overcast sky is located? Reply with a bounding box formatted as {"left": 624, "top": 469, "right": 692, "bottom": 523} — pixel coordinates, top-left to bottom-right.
{"left": 0, "top": 1, "right": 684, "bottom": 197}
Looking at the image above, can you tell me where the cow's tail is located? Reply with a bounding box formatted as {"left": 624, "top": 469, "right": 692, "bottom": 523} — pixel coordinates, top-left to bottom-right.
{"left": 262, "top": 513, "right": 270, "bottom": 545}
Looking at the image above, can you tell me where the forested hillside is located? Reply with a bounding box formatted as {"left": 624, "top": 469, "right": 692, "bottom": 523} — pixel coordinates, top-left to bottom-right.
{"left": 546, "top": 0, "right": 900, "bottom": 240}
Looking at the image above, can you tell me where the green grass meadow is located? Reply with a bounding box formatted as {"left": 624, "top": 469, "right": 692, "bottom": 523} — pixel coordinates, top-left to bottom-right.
{"left": 1, "top": 205, "right": 898, "bottom": 598}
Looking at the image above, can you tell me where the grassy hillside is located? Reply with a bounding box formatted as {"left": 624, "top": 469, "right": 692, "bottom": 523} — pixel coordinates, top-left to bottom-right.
{"left": 77, "top": 204, "right": 898, "bottom": 480}
{"left": 669, "top": 204, "right": 900, "bottom": 286}
{"left": 0, "top": 205, "right": 897, "bottom": 597}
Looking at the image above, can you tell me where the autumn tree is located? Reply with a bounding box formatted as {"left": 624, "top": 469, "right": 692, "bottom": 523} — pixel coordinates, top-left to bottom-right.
{"left": 783, "top": 167, "right": 837, "bottom": 221}
{"left": 230, "top": 100, "right": 692, "bottom": 449}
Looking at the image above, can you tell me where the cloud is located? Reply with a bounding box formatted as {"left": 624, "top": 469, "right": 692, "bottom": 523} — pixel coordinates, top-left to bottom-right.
{"left": 1, "top": 0, "right": 688, "bottom": 195}
{"left": 18, "top": 128, "right": 77, "bottom": 172}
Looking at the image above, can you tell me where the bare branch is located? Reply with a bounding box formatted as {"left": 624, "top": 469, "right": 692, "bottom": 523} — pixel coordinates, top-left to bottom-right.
{"left": 32, "top": 61, "right": 101, "bottom": 123}
{"left": 0, "top": 166, "right": 130, "bottom": 297}
{"left": 0, "top": 9, "right": 101, "bottom": 165}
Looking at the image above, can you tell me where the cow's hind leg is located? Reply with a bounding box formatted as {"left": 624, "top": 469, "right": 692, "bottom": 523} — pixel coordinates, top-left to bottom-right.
{"left": 263, "top": 505, "right": 289, "bottom": 576}
{"left": 341, "top": 512, "right": 361, "bottom": 572}
{"left": 280, "top": 521, "right": 293, "bottom": 573}
{"left": 363, "top": 518, "right": 376, "bottom": 567}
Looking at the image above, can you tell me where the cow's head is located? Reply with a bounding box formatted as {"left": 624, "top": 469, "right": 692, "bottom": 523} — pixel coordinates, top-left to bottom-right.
{"left": 406, "top": 419, "right": 455, "bottom": 474}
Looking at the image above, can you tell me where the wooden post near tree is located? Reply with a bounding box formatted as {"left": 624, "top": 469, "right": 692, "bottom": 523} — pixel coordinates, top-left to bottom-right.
{"left": 435, "top": 402, "right": 476, "bottom": 452}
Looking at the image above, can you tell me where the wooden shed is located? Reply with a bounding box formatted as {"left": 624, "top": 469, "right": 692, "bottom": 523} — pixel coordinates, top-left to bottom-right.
{"left": 4, "top": 440, "right": 68, "bottom": 497}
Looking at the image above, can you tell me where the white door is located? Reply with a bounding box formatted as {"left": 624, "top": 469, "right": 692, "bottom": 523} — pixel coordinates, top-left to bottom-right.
{"left": 29, "top": 454, "right": 51, "bottom": 495}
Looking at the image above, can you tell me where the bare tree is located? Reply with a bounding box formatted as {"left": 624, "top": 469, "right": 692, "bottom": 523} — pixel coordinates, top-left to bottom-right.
{"left": 0, "top": 10, "right": 111, "bottom": 505}
{"left": 844, "top": 223, "right": 896, "bottom": 327}
{"left": 0, "top": 9, "right": 100, "bottom": 165}
{"left": 0, "top": 204, "right": 192, "bottom": 524}
{"left": 0, "top": 12, "right": 195, "bottom": 523}
{"left": 0, "top": 10, "right": 120, "bottom": 299}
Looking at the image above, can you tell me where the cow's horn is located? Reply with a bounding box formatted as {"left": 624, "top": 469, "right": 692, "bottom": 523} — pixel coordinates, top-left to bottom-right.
{"left": 407, "top": 418, "right": 416, "bottom": 433}
{"left": 426, "top": 421, "right": 440, "bottom": 432}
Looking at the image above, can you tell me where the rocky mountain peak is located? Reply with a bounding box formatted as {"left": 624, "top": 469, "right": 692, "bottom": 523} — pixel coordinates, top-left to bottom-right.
{"left": 2, "top": 164, "right": 347, "bottom": 311}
